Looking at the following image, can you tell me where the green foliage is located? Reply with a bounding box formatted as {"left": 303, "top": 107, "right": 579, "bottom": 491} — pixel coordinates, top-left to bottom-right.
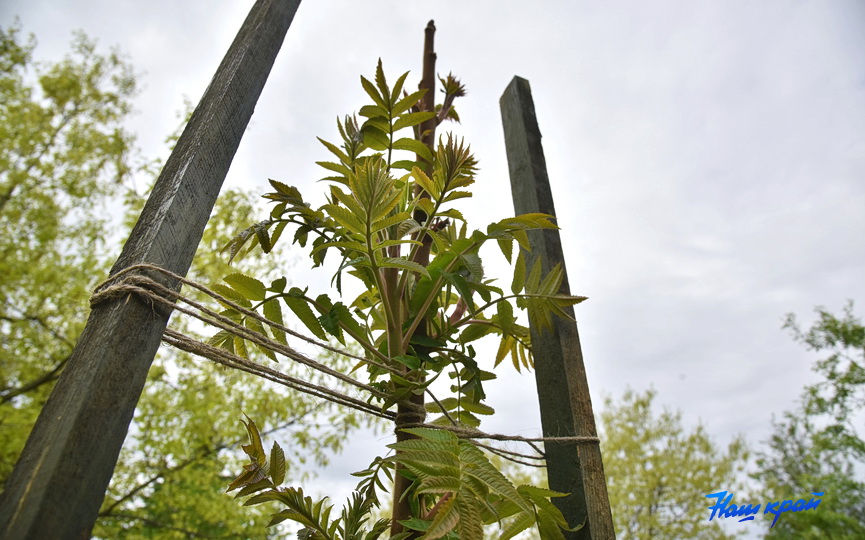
{"left": 223, "top": 59, "right": 587, "bottom": 538}
{"left": 229, "top": 417, "right": 392, "bottom": 539}
{"left": 601, "top": 388, "right": 747, "bottom": 540}
{"left": 230, "top": 421, "right": 572, "bottom": 540}
{"left": 390, "top": 428, "right": 570, "bottom": 540}
{"left": 0, "top": 20, "right": 137, "bottom": 486}
{"left": 755, "top": 302, "right": 865, "bottom": 538}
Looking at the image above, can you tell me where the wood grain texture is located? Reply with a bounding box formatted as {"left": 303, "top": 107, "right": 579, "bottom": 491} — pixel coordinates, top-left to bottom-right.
{"left": 0, "top": 1, "right": 301, "bottom": 538}
{"left": 500, "top": 76, "right": 616, "bottom": 540}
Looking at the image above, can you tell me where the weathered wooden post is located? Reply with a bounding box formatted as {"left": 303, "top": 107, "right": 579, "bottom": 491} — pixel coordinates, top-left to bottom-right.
{"left": 0, "top": 1, "right": 301, "bottom": 537}
{"left": 500, "top": 76, "right": 615, "bottom": 539}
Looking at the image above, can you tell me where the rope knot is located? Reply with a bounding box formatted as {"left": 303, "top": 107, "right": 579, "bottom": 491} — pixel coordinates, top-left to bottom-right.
{"left": 89, "top": 263, "right": 182, "bottom": 317}
{"left": 395, "top": 402, "right": 427, "bottom": 427}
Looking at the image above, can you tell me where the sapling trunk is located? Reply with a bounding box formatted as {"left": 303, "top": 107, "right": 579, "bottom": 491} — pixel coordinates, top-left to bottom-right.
{"left": 390, "top": 19, "right": 438, "bottom": 539}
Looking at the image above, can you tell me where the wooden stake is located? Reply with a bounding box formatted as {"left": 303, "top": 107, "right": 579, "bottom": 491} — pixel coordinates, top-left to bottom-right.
{"left": 0, "top": 1, "right": 301, "bottom": 537}
{"left": 500, "top": 76, "right": 616, "bottom": 539}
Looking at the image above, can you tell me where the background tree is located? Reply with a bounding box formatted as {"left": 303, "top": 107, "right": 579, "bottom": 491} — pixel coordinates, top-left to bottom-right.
{"left": 0, "top": 20, "right": 137, "bottom": 482}
{"left": 0, "top": 22, "right": 370, "bottom": 538}
{"left": 600, "top": 388, "right": 747, "bottom": 539}
{"left": 755, "top": 302, "right": 865, "bottom": 539}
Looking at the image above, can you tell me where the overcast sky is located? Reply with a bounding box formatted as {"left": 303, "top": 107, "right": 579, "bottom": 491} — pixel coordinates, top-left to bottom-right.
{"left": 3, "top": 0, "right": 864, "bottom": 535}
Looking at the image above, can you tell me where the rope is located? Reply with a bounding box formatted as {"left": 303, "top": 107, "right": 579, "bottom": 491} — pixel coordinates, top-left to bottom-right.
{"left": 92, "top": 266, "right": 389, "bottom": 399}
{"left": 93, "top": 264, "right": 399, "bottom": 376}
{"left": 90, "top": 263, "right": 601, "bottom": 466}
{"left": 403, "top": 423, "right": 600, "bottom": 445}
{"left": 163, "top": 329, "right": 395, "bottom": 421}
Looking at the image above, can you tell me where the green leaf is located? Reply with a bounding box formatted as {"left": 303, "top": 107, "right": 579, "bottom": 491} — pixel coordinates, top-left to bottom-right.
{"left": 318, "top": 305, "right": 345, "bottom": 344}
{"left": 362, "top": 125, "right": 390, "bottom": 151}
{"left": 424, "top": 492, "right": 459, "bottom": 539}
{"left": 331, "top": 186, "right": 368, "bottom": 222}
{"left": 371, "top": 211, "right": 411, "bottom": 234}
{"left": 391, "top": 70, "right": 409, "bottom": 105}
{"left": 496, "top": 300, "right": 515, "bottom": 334}
{"left": 210, "top": 283, "right": 252, "bottom": 309}
{"left": 242, "top": 491, "right": 285, "bottom": 507}
{"left": 393, "top": 354, "right": 421, "bottom": 370}
{"left": 221, "top": 225, "right": 256, "bottom": 263}
{"left": 358, "top": 104, "right": 387, "bottom": 118}
{"left": 270, "top": 442, "right": 286, "bottom": 486}
{"left": 425, "top": 397, "right": 459, "bottom": 413}
{"left": 283, "top": 289, "right": 327, "bottom": 340}
{"left": 411, "top": 166, "right": 438, "bottom": 199}
{"left": 207, "top": 329, "right": 234, "bottom": 349}
{"left": 269, "top": 276, "right": 287, "bottom": 293}
{"left": 322, "top": 203, "right": 366, "bottom": 235}
{"left": 410, "top": 251, "right": 457, "bottom": 314}
{"left": 393, "top": 111, "right": 436, "bottom": 132}
{"left": 317, "top": 136, "right": 350, "bottom": 164}
{"left": 361, "top": 75, "right": 386, "bottom": 108}
{"left": 397, "top": 218, "right": 422, "bottom": 239}
{"left": 441, "top": 190, "right": 472, "bottom": 203}
{"left": 439, "top": 208, "right": 466, "bottom": 222}
{"left": 374, "top": 58, "right": 390, "bottom": 105}
{"left": 393, "top": 137, "right": 434, "bottom": 163}
{"left": 234, "top": 335, "right": 249, "bottom": 358}
{"left": 511, "top": 251, "right": 526, "bottom": 295}
{"left": 442, "top": 272, "right": 475, "bottom": 313}
{"left": 379, "top": 257, "right": 430, "bottom": 278}
{"left": 224, "top": 273, "right": 266, "bottom": 302}
{"left": 456, "top": 498, "right": 484, "bottom": 540}
{"left": 513, "top": 229, "right": 530, "bottom": 252}
{"left": 391, "top": 159, "right": 419, "bottom": 171}
{"left": 227, "top": 466, "right": 264, "bottom": 493}
{"left": 399, "top": 517, "right": 432, "bottom": 532}
{"left": 461, "top": 401, "right": 495, "bottom": 416}
{"left": 310, "top": 240, "right": 367, "bottom": 258}
{"left": 263, "top": 298, "right": 286, "bottom": 345}
{"left": 417, "top": 476, "right": 461, "bottom": 494}
{"left": 416, "top": 197, "right": 435, "bottom": 218}
{"left": 457, "top": 410, "right": 481, "bottom": 428}
{"left": 234, "top": 478, "right": 273, "bottom": 498}
{"left": 498, "top": 512, "right": 534, "bottom": 540}
{"left": 240, "top": 417, "right": 267, "bottom": 466}
{"left": 460, "top": 252, "right": 484, "bottom": 282}
{"left": 495, "top": 334, "right": 513, "bottom": 368}
{"left": 332, "top": 301, "right": 368, "bottom": 342}
{"left": 459, "top": 323, "right": 495, "bottom": 344}
{"left": 538, "top": 262, "right": 563, "bottom": 296}
{"left": 270, "top": 220, "right": 288, "bottom": 249}
{"left": 393, "top": 88, "right": 427, "bottom": 116}
{"left": 245, "top": 316, "right": 276, "bottom": 361}
{"left": 267, "top": 509, "right": 298, "bottom": 527}
{"left": 496, "top": 237, "right": 513, "bottom": 263}
{"left": 316, "top": 160, "right": 352, "bottom": 178}
{"left": 255, "top": 225, "right": 272, "bottom": 254}
{"left": 536, "top": 510, "right": 568, "bottom": 540}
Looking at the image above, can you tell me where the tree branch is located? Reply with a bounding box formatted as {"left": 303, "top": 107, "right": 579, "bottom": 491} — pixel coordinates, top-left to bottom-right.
{"left": 0, "top": 355, "right": 69, "bottom": 404}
